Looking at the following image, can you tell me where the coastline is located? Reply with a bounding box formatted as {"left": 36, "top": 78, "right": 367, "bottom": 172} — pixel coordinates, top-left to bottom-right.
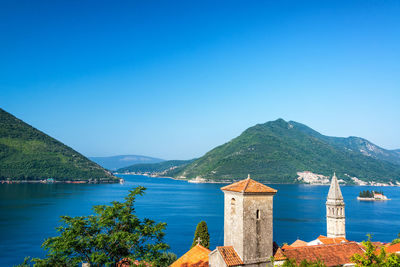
{"left": 115, "top": 173, "right": 400, "bottom": 186}
{"left": 0, "top": 178, "right": 119, "bottom": 184}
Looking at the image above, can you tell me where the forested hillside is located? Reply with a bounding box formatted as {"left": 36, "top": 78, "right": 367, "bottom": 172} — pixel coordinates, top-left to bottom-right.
{"left": 0, "top": 108, "right": 116, "bottom": 181}
{"left": 167, "top": 119, "right": 400, "bottom": 184}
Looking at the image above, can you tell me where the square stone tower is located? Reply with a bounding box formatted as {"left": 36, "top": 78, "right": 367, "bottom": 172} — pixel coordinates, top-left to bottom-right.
{"left": 220, "top": 176, "right": 277, "bottom": 266}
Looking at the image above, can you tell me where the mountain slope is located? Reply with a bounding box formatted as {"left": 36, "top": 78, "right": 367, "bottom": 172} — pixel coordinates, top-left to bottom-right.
{"left": 90, "top": 155, "right": 164, "bottom": 170}
{"left": 289, "top": 121, "right": 400, "bottom": 166}
{"left": 0, "top": 108, "right": 116, "bottom": 181}
{"left": 169, "top": 119, "right": 400, "bottom": 183}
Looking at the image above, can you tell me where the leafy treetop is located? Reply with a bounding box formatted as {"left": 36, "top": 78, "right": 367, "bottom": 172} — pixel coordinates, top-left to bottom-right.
{"left": 17, "top": 187, "right": 175, "bottom": 267}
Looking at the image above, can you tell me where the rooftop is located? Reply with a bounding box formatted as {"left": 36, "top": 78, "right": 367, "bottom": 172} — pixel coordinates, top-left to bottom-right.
{"left": 387, "top": 242, "right": 400, "bottom": 254}
{"left": 327, "top": 173, "right": 344, "bottom": 201}
{"left": 317, "top": 235, "right": 348, "bottom": 245}
{"left": 282, "top": 242, "right": 364, "bottom": 267}
{"left": 170, "top": 244, "right": 210, "bottom": 267}
{"left": 221, "top": 176, "right": 277, "bottom": 194}
{"left": 290, "top": 239, "right": 308, "bottom": 247}
{"left": 217, "top": 246, "right": 244, "bottom": 266}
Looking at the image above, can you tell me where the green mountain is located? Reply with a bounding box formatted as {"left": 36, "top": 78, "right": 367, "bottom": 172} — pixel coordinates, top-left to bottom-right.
{"left": 0, "top": 108, "right": 117, "bottom": 182}
{"left": 118, "top": 159, "right": 194, "bottom": 176}
{"left": 166, "top": 119, "right": 400, "bottom": 184}
{"left": 289, "top": 121, "right": 400, "bottom": 166}
{"left": 90, "top": 155, "right": 164, "bottom": 171}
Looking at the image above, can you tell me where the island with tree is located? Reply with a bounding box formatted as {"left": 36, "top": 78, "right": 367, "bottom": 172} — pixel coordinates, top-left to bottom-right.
{"left": 357, "top": 190, "right": 390, "bottom": 201}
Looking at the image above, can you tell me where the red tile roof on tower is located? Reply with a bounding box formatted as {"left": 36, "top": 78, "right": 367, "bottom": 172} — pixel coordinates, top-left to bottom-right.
{"left": 221, "top": 177, "right": 277, "bottom": 194}
{"left": 217, "top": 246, "right": 244, "bottom": 266}
{"left": 170, "top": 244, "right": 211, "bottom": 267}
{"left": 282, "top": 242, "right": 364, "bottom": 267}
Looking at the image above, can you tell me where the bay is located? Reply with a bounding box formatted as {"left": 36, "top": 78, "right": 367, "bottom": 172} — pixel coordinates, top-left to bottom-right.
{"left": 1, "top": 175, "right": 400, "bottom": 266}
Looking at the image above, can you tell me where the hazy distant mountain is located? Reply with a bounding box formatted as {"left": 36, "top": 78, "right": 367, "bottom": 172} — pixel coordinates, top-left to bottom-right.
{"left": 90, "top": 155, "right": 164, "bottom": 170}
{"left": 117, "top": 159, "right": 194, "bottom": 175}
{"left": 166, "top": 119, "right": 400, "bottom": 184}
{"left": 0, "top": 108, "right": 116, "bottom": 181}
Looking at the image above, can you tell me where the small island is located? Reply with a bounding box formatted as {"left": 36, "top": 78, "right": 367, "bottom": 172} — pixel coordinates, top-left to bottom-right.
{"left": 357, "top": 190, "right": 390, "bottom": 201}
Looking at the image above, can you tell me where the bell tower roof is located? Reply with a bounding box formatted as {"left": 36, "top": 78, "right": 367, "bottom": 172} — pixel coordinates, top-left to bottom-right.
{"left": 327, "top": 173, "right": 343, "bottom": 200}
{"left": 221, "top": 176, "right": 277, "bottom": 194}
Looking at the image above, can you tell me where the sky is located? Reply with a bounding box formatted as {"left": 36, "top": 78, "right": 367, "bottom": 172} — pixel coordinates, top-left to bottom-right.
{"left": 1, "top": 0, "right": 399, "bottom": 159}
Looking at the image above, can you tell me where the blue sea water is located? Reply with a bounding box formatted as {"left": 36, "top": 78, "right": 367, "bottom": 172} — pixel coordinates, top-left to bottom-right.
{"left": 1, "top": 175, "right": 400, "bottom": 266}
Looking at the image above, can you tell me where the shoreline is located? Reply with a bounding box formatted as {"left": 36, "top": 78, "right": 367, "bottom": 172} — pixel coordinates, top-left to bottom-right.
{"left": 115, "top": 173, "right": 400, "bottom": 186}
{"left": 0, "top": 179, "right": 119, "bottom": 184}
{"left": 3, "top": 173, "right": 399, "bottom": 187}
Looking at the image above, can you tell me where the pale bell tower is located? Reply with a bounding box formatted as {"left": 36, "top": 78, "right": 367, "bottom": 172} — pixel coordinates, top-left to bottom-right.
{"left": 221, "top": 175, "right": 277, "bottom": 266}
{"left": 326, "top": 173, "right": 346, "bottom": 238}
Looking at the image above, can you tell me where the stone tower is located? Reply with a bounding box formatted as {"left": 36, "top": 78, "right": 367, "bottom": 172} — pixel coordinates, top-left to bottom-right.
{"left": 220, "top": 176, "right": 277, "bottom": 266}
{"left": 326, "top": 173, "right": 346, "bottom": 238}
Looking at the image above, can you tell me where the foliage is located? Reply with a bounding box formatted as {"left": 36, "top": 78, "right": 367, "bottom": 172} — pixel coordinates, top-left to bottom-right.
{"left": 351, "top": 234, "right": 400, "bottom": 266}
{"left": 0, "top": 108, "right": 116, "bottom": 181}
{"left": 191, "top": 221, "right": 210, "bottom": 249}
{"left": 391, "top": 233, "right": 400, "bottom": 245}
{"left": 359, "top": 190, "right": 384, "bottom": 198}
{"left": 282, "top": 258, "right": 327, "bottom": 267}
{"left": 168, "top": 119, "right": 400, "bottom": 183}
{"left": 20, "top": 187, "right": 173, "bottom": 267}
{"left": 158, "top": 252, "right": 177, "bottom": 265}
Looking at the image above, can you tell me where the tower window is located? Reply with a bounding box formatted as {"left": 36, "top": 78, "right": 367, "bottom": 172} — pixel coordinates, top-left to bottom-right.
{"left": 256, "top": 209, "right": 260, "bottom": 220}
{"left": 231, "top": 198, "right": 236, "bottom": 214}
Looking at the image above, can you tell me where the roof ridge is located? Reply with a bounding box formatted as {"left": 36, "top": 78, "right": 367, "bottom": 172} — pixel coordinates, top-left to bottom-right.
{"left": 221, "top": 177, "right": 277, "bottom": 194}
{"left": 195, "top": 244, "right": 211, "bottom": 252}
{"left": 242, "top": 178, "right": 251, "bottom": 192}
{"left": 296, "top": 242, "right": 358, "bottom": 249}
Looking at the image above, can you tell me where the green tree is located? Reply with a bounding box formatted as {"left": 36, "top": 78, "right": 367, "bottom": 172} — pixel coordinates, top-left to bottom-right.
{"left": 158, "top": 252, "right": 177, "bottom": 265}
{"left": 391, "top": 233, "right": 400, "bottom": 245}
{"left": 351, "top": 234, "right": 400, "bottom": 267}
{"left": 191, "top": 221, "right": 210, "bottom": 249}
{"left": 19, "top": 187, "right": 173, "bottom": 267}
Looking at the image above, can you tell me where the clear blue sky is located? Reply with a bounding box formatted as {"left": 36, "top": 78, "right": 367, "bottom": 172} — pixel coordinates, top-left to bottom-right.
{"left": 1, "top": 0, "right": 399, "bottom": 159}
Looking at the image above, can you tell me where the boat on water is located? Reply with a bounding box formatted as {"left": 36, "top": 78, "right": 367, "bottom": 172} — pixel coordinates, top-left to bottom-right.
{"left": 119, "top": 178, "right": 125, "bottom": 184}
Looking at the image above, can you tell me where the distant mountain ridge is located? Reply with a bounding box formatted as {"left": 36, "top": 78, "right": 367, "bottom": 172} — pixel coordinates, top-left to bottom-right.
{"left": 118, "top": 159, "right": 194, "bottom": 176}
{"left": 289, "top": 121, "right": 400, "bottom": 166}
{"left": 0, "top": 108, "right": 116, "bottom": 181}
{"left": 164, "top": 119, "right": 400, "bottom": 184}
{"left": 90, "top": 155, "right": 164, "bottom": 170}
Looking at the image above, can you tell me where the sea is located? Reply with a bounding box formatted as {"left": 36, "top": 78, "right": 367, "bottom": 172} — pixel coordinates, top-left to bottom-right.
{"left": 1, "top": 174, "right": 400, "bottom": 266}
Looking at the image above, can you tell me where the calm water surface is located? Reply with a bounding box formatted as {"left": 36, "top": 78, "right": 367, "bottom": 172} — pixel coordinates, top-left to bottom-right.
{"left": 1, "top": 175, "right": 400, "bottom": 266}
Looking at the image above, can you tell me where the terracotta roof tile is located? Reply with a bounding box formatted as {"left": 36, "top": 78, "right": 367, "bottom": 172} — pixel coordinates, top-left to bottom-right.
{"left": 217, "top": 246, "right": 244, "bottom": 266}
{"left": 317, "top": 235, "right": 348, "bottom": 245}
{"left": 283, "top": 242, "right": 364, "bottom": 267}
{"left": 221, "top": 178, "right": 277, "bottom": 194}
{"left": 290, "top": 239, "right": 308, "bottom": 247}
{"left": 170, "top": 244, "right": 210, "bottom": 267}
{"left": 282, "top": 244, "right": 294, "bottom": 250}
{"left": 273, "top": 247, "right": 287, "bottom": 261}
{"left": 385, "top": 242, "right": 400, "bottom": 254}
